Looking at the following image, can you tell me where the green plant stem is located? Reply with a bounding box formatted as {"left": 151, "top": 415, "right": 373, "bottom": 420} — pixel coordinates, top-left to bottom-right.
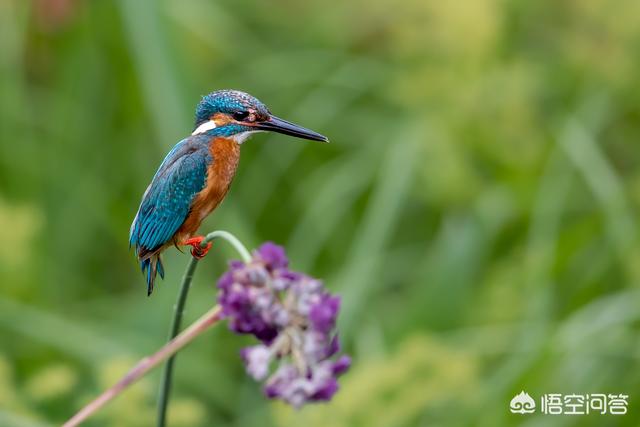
{"left": 63, "top": 305, "right": 223, "bottom": 427}
{"left": 155, "top": 256, "right": 198, "bottom": 427}
{"left": 156, "top": 230, "right": 251, "bottom": 427}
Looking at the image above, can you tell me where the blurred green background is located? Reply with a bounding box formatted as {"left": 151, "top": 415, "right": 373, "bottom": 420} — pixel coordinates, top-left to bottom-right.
{"left": 1, "top": 0, "right": 640, "bottom": 426}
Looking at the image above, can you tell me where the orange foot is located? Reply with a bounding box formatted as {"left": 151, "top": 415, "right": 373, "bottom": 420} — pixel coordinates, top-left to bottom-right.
{"left": 182, "top": 236, "right": 213, "bottom": 260}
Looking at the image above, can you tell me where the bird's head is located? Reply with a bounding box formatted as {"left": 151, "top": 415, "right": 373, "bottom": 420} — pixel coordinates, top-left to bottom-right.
{"left": 192, "top": 90, "right": 328, "bottom": 144}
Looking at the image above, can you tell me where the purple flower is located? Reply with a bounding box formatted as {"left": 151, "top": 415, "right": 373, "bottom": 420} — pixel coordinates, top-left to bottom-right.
{"left": 310, "top": 295, "right": 340, "bottom": 333}
{"left": 240, "top": 345, "right": 271, "bottom": 380}
{"left": 332, "top": 355, "right": 351, "bottom": 375}
{"left": 255, "top": 242, "right": 288, "bottom": 270}
{"left": 217, "top": 242, "right": 350, "bottom": 408}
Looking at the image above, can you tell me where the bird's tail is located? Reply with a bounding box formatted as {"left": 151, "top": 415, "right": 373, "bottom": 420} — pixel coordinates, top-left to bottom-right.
{"left": 140, "top": 253, "right": 165, "bottom": 296}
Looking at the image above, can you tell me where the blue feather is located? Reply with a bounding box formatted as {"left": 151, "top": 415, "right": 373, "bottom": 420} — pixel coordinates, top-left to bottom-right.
{"left": 130, "top": 136, "right": 211, "bottom": 294}
{"left": 157, "top": 257, "right": 165, "bottom": 279}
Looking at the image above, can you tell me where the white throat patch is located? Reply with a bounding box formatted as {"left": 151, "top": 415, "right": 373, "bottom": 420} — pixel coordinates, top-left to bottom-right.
{"left": 232, "top": 131, "right": 254, "bottom": 145}
{"left": 192, "top": 120, "right": 217, "bottom": 135}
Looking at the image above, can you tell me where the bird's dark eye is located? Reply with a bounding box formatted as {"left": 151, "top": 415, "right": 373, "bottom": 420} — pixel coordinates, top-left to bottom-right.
{"left": 232, "top": 111, "right": 249, "bottom": 121}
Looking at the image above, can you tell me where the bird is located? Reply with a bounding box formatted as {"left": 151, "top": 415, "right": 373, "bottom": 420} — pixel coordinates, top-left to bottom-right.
{"left": 130, "top": 89, "right": 328, "bottom": 295}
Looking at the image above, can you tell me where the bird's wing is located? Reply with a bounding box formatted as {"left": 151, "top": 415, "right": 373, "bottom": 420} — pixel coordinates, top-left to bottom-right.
{"left": 130, "top": 138, "right": 211, "bottom": 255}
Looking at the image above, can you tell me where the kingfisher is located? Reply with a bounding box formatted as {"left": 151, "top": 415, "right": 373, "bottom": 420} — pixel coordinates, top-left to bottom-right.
{"left": 130, "top": 90, "right": 328, "bottom": 295}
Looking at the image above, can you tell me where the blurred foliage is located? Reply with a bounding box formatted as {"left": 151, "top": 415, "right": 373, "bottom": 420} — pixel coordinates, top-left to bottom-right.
{"left": 1, "top": 0, "right": 640, "bottom": 426}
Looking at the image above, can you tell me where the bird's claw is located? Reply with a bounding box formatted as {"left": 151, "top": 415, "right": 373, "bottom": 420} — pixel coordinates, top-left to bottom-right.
{"left": 183, "top": 236, "right": 212, "bottom": 260}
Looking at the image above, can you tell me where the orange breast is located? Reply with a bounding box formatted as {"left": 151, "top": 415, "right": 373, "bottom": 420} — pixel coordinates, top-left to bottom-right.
{"left": 174, "top": 137, "right": 240, "bottom": 243}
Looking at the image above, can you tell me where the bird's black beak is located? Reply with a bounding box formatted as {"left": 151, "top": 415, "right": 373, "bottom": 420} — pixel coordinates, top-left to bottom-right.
{"left": 256, "top": 115, "right": 329, "bottom": 142}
